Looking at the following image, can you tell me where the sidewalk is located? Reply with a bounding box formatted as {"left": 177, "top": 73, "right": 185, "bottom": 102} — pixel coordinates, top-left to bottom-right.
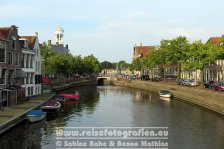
{"left": 0, "top": 92, "right": 54, "bottom": 134}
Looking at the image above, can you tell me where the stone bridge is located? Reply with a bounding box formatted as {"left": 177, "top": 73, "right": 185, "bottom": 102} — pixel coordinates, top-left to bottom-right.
{"left": 97, "top": 77, "right": 111, "bottom": 85}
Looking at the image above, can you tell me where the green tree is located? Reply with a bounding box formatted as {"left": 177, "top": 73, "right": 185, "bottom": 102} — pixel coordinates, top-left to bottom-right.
{"left": 118, "top": 60, "right": 130, "bottom": 71}
{"left": 47, "top": 54, "right": 73, "bottom": 77}
{"left": 72, "top": 55, "right": 83, "bottom": 74}
{"left": 40, "top": 43, "right": 55, "bottom": 75}
{"left": 161, "top": 36, "right": 190, "bottom": 80}
{"left": 83, "top": 54, "right": 100, "bottom": 74}
{"left": 100, "top": 61, "right": 114, "bottom": 71}
{"left": 131, "top": 58, "right": 144, "bottom": 72}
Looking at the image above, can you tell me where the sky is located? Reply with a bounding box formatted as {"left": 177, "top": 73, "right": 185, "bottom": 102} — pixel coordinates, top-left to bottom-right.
{"left": 1, "top": 0, "right": 224, "bottom": 63}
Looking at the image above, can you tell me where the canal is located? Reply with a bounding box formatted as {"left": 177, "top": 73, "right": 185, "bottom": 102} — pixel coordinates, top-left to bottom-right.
{"left": 0, "top": 85, "right": 224, "bottom": 149}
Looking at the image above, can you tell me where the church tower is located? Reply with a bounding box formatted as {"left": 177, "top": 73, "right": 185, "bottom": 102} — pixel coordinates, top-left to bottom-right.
{"left": 55, "top": 26, "right": 64, "bottom": 46}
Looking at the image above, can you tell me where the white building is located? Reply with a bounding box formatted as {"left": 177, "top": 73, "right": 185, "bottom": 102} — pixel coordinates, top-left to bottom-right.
{"left": 20, "top": 33, "right": 41, "bottom": 97}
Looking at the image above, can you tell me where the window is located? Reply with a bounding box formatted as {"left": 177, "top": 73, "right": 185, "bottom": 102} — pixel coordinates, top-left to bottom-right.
{"left": 60, "top": 34, "right": 63, "bottom": 39}
{"left": 26, "top": 54, "right": 29, "bottom": 68}
{"left": 30, "top": 73, "right": 34, "bottom": 84}
{"left": 36, "top": 61, "right": 38, "bottom": 71}
{"left": 8, "top": 51, "right": 13, "bottom": 65}
{"left": 38, "top": 62, "right": 40, "bottom": 71}
{"left": 14, "top": 52, "right": 19, "bottom": 65}
{"left": 12, "top": 37, "right": 16, "bottom": 49}
{"left": 30, "top": 55, "right": 33, "bottom": 68}
{"left": 0, "top": 69, "right": 6, "bottom": 84}
{"left": 0, "top": 41, "right": 6, "bottom": 62}
{"left": 20, "top": 40, "right": 28, "bottom": 48}
{"left": 26, "top": 73, "right": 29, "bottom": 84}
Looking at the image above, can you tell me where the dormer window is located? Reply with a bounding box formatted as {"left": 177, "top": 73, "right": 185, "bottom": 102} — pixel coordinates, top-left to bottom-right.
{"left": 20, "top": 39, "right": 28, "bottom": 48}
{"left": 12, "top": 37, "right": 16, "bottom": 49}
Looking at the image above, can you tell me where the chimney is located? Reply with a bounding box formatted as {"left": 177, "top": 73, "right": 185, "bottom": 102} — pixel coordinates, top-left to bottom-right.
{"left": 48, "top": 40, "right": 51, "bottom": 45}
{"left": 11, "top": 25, "right": 18, "bottom": 34}
{"left": 66, "top": 44, "right": 68, "bottom": 49}
{"left": 11, "top": 25, "right": 17, "bottom": 29}
{"left": 35, "top": 32, "right": 38, "bottom": 37}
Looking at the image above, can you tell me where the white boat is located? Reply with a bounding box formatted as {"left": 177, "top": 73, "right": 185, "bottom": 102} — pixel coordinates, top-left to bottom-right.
{"left": 159, "top": 90, "right": 173, "bottom": 98}
{"left": 40, "top": 100, "right": 61, "bottom": 112}
{"left": 26, "top": 109, "right": 46, "bottom": 123}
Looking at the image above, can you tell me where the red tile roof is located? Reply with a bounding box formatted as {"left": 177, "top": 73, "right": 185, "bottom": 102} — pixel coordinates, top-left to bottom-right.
{"left": 20, "top": 36, "right": 36, "bottom": 47}
{"left": 134, "top": 45, "right": 155, "bottom": 59}
{"left": 0, "top": 27, "right": 12, "bottom": 41}
{"left": 0, "top": 27, "right": 11, "bottom": 39}
{"left": 207, "top": 37, "right": 221, "bottom": 44}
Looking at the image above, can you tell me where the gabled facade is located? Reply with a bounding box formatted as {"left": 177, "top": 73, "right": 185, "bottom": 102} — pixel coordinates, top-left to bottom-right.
{"left": 20, "top": 33, "right": 42, "bottom": 97}
{"left": 204, "top": 36, "right": 224, "bottom": 82}
{"left": 133, "top": 43, "right": 156, "bottom": 76}
{"left": 133, "top": 43, "right": 155, "bottom": 60}
{"left": 0, "top": 25, "right": 25, "bottom": 106}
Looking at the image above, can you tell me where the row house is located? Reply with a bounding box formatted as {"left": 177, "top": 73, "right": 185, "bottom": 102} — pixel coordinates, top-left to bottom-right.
{"left": 180, "top": 37, "right": 224, "bottom": 82}
{"left": 133, "top": 43, "right": 178, "bottom": 79}
{"left": 204, "top": 37, "right": 224, "bottom": 82}
{"left": 20, "top": 33, "right": 42, "bottom": 97}
{"left": 133, "top": 43, "right": 155, "bottom": 76}
{"left": 180, "top": 63, "right": 202, "bottom": 81}
{"left": 0, "top": 25, "right": 25, "bottom": 106}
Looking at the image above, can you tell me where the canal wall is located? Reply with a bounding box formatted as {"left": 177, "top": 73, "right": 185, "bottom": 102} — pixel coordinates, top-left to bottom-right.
{"left": 51, "top": 77, "right": 97, "bottom": 92}
{"left": 111, "top": 79, "right": 224, "bottom": 116}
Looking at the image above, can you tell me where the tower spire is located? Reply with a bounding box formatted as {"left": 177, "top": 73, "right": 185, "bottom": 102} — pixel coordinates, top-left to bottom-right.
{"left": 55, "top": 26, "right": 64, "bottom": 46}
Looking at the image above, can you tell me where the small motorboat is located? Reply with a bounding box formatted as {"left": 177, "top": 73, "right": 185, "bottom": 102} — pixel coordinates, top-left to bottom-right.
{"left": 53, "top": 93, "right": 80, "bottom": 104}
{"left": 40, "top": 100, "right": 61, "bottom": 113}
{"left": 26, "top": 109, "right": 46, "bottom": 123}
{"left": 159, "top": 90, "right": 173, "bottom": 98}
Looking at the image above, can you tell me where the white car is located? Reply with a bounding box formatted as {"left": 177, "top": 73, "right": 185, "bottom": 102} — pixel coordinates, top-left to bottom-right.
{"left": 189, "top": 80, "right": 199, "bottom": 86}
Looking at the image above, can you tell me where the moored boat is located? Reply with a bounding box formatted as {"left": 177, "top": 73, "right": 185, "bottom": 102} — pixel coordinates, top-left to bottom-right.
{"left": 26, "top": 109, "right": 46, "bottom": 123}
{"left": 159, "top": 90, "right": 173, "bottom": 98}
{"left": 40, "top": 100, "right": 61, "bottom": 113}
{"left": 53, "top": 93, "right": 80, "bottom": 104}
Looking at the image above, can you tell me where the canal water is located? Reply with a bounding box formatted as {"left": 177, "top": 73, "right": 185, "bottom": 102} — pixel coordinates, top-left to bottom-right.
{"left": 0, "top": 85, "right": 224, "bottom": 149}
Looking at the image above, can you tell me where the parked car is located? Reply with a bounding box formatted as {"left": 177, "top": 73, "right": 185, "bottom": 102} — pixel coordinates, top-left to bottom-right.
{"left": 151, "top": 77, "right": 162, "bottom": 82}
{"left": 203, "top": 81, "right": 215, "bottom": 89}
{"left": 141, "top": 75, "right": 150, "bottom": 80}
{"left": 213, "top": 82, "right": 224, "bottom": 91}
{"left": 182, "top": 79, "right": 190, "bottom": 86}
{"left": 130, "top": 74, "right": 137, "bottom": 80}
{"left": 188, "top": 80, "right": 199, "bottom": 86}
{"left": 182, "top": 79, "right": 198, "bottom": 86}
{"left": 177, "top": 79, "right": 185, "bottom": 85}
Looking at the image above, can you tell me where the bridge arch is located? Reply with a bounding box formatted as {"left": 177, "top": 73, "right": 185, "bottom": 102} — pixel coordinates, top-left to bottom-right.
{"left": 97, "top": 77, "right": 110, "bottom": 85}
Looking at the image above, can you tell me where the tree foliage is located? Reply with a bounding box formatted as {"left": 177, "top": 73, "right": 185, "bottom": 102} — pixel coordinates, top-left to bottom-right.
{"left": 133, "top": 36, "right": 224, "bottom": 80}
{"left": 41, "top": 44, "right": 100, "bottom": 78}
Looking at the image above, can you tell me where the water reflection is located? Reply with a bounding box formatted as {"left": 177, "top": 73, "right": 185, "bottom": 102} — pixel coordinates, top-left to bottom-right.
{"left": 0, "top": 120, "right": 44, "bottom": 149}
